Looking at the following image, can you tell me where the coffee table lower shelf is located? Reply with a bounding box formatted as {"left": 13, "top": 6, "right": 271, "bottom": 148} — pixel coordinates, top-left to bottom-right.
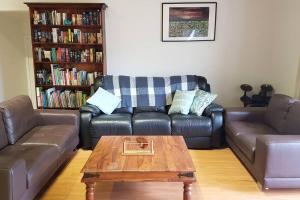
{"left": 81, "top": 172, "right": 196, "bottom": 200}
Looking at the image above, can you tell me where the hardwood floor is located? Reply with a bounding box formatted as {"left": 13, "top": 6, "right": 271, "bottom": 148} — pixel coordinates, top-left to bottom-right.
{"left": 39, "top": 148, "right": 300, "bottom": 200}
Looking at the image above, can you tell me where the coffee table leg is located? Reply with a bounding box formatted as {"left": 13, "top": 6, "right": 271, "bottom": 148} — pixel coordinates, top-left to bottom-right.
{"left": 183, "top": 182, "right": 192, "bottom": 200}
{"left": 86, "top": 182, "right": 95, "bottom": 200}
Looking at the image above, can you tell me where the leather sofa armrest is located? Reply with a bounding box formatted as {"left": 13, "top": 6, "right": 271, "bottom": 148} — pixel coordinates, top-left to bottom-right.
{"left": 225, "top": 107, "right": 266, "bottom": 123}
{"left": 80, "top": 104, "right": 102, "bottom": 117}
{"left": 204, "top": 103, "right": 224, "bottom": 148}
{"left": 79, "top": 104, "right": 101, "bottom": 149}
{"left": 204, "top": 103, "right": 224, "bottom": 116}
{"left": 254, "top": 135, "right": 300, "bottom": 188}
{"left": 0, "top": 157, "right": 27, "bottom": 200}
{"left": 80, "top": 112, "right": 93, "bottom": 149}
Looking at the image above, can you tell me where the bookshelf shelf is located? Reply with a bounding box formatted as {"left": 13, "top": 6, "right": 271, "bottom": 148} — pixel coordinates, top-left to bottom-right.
{"left": 32, "top": 25, "right": 101, "bottom": 29}
{"left": 37, "top": 84, "right": 91, "bottom": 89}
{"left": 33, "top": 42, "right": 102, "bottom": 47}
{"left": 26, "top": 2, "right": 107, "bottom": 110}
{"left": 38, "top": 107, "right": 80, "bottom": 110}
{"left": 34, "top": 61, "right": 102, "bottom": 65}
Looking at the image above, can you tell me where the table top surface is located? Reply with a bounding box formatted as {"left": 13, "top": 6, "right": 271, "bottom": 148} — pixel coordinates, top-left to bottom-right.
{"left": 81, "top": 136, "right": 196, "bottom": 174}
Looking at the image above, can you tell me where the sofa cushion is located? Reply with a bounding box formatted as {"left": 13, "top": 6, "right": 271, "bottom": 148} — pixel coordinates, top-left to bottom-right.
{"left": 90, "top": 113, "right": 132, "bottom": 138}
{"left": 113, "top": 107, "right": 133, "bottom": 114}
{"left": 132, "top": 112, "right": 171, "bottom": 135}
{"left": 226, "top": 121, "right": 277, "bottom": 162}
{"left": 0, "top": 95, "right": 37, "bottom": 144}
{"left": 264, "top": 94, "right": 295, "bottom": 132}
{"left": 134, "top": 106, "right": 166, "bottom": 113}
{"left": 0, "top": 113, "right": 8, "bottom": 150}
{"left": 87, "top": 87, "right": 121, "bottom": 114}
{"left": 16, "top": 125, "right": 77, "bottom": 154}
{"left": 190, "top": 90, "right": 217, "bottom": 116}
{"left": 280, "top": 101, "right": 300, "bottom": 134}
{"left": 168, "top": 90, "right": 196, "bottom": 115}
{"left": 171, "top": 114, "right": 212, "bottom": 137}
{"left": 0, "top": 145, "right": 59, "bottom": 188}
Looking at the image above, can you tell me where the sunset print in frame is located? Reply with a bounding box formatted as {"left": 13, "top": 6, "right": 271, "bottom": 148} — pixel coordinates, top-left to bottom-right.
{"left": 162, "top": 2, "right": 217, "bottom": 41}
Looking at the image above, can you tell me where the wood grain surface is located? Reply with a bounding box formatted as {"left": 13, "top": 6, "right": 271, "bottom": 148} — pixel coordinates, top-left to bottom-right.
{"left": 81, "top": 136, "right": 195, "bottom": 174}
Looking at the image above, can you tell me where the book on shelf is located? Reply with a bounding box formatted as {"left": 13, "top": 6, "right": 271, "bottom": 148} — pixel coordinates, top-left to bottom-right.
{"left": 34, "top": 47, "right": 102, "bottom": 63}
{"left": 32, "top": 10, "right": 101, "bottom": 26}
{"left": 33, "top": 28, "right": 102, "bottom": 44}
{"left": 49, "top": 65, "right": 95, "bottom": 86}
{"left": 36, "top": 87, "right": 88, "bottom": 108}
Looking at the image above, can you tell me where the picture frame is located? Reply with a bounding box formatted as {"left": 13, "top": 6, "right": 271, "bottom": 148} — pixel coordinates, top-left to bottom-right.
{"left": 162, "top": 2, "right": 217, "bottom": 42}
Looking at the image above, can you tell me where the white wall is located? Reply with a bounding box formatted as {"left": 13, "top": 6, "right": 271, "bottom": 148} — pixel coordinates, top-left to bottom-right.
{"left": 0, "top": 11, "right": 29, "bottom": 101}
{"left": 0, "top": 0, "right": 299, "bottom": 106}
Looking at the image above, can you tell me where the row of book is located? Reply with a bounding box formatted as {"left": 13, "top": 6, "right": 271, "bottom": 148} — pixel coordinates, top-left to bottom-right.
{"left": 33, "top": 10, "right": 101, "bottom": 26}
{"left": 33, "top": 28, "right": 102, "bottom": 44}
{"left": 34, "top": 47, "right": 103, "bottom": 63}
{"left": 50, "top": 65, "right": 95, "bottom": 86}
{"left": 36, "top": 87, "right": 88, "bottom": 108}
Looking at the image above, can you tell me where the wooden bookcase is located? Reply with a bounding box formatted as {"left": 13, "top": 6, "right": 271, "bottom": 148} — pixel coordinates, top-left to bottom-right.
{"left": 25, "top": 3, "right": 107, "bottom": 109}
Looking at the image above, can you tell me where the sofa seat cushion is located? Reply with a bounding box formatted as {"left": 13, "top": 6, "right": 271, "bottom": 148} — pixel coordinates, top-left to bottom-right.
{"left": 171, "top": 114, "right": 212, "bottom": 137}
{"left": 134, "top": 106, "right": 166, "bottom": 113}
{"left": 226, "top": 121, "right": 277, "bottom": 162}
{"left": 90, "top": 113, "right": 132, "bottom": 138}
{"left": 132, "top": 112, "right": 171, "bottom": 135}
{"left": 0, "top": 145, "right": 59, "bottom": 188}
{"left": 16, "top": 125, "right": 77, "bottom": 154}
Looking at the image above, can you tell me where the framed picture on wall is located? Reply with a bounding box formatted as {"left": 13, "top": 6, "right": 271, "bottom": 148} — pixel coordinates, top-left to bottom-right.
{"left": 162, "top": 2, "right": 217, "bottom": 42}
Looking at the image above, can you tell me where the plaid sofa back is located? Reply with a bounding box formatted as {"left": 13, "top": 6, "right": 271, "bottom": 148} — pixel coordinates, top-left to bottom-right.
{"left": 102, "top": 75, "right": 204, "bottom": 108}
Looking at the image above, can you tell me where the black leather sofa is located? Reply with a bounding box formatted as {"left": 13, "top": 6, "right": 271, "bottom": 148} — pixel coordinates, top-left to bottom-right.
{"left": 80, "top": 76, "right": 224, "bottom": 149}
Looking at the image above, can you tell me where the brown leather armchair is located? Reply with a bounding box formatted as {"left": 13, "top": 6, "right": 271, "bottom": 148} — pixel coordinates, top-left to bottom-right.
{"left": 0, "top": 95, "right": 79, "bottom": 200}
{"left": 225, "top": 94, "right": 300, "bottom": 189}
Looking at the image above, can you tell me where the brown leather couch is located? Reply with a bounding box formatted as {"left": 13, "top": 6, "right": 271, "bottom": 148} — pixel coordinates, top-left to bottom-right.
{"left": 0, "top": 95, "right": 79, "bottom": 200}
{"left": 225, "top": 94, "right": 300, "bottom": 189}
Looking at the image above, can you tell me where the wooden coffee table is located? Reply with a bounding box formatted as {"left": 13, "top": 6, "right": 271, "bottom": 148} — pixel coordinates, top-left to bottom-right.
{"left": 81, "top": 136, "right": 196, "bottom": 200}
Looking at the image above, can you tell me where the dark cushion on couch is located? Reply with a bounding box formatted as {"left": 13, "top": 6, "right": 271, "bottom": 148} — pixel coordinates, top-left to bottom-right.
{"left": 133, "top": 112, "right": 171, "bottom": 135}
{"left": 90, "top": 113, "right": 132, "bottom": 138}
{"left": 134, "top": 106, "right": 166, "bottom": 113}
{"left": 113, "top": 107, "right": 133, "bottom": 114}
{"left": 264, "top": 94, "right": 295, "bottom": 132}
{"left": 0, "top": 95, "right": 37, "bottom": 144}
{"left": 171, "top": 114, "right": 212, "bottom": 137}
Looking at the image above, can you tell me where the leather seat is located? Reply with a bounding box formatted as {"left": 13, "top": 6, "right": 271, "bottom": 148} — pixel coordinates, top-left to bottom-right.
{"left": 171, "top": 114, "right": 212, "bottom": 137}
{"left": 90, "top": 113, "right": 132, "bottom": 147}
{"left": 0, "top": 145, "right": 59, "bottom": 188}
{"left": 17, "top": 125, "right": 78, "bottom": 154}
{"left": 226, "top": 121, "right": 276, "bottom": 162}
{"left": 132, "top": 112, "right": 171, "bottom": 135}
{"left": 91, "top": 114, "right": 132, "bottom": 137}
